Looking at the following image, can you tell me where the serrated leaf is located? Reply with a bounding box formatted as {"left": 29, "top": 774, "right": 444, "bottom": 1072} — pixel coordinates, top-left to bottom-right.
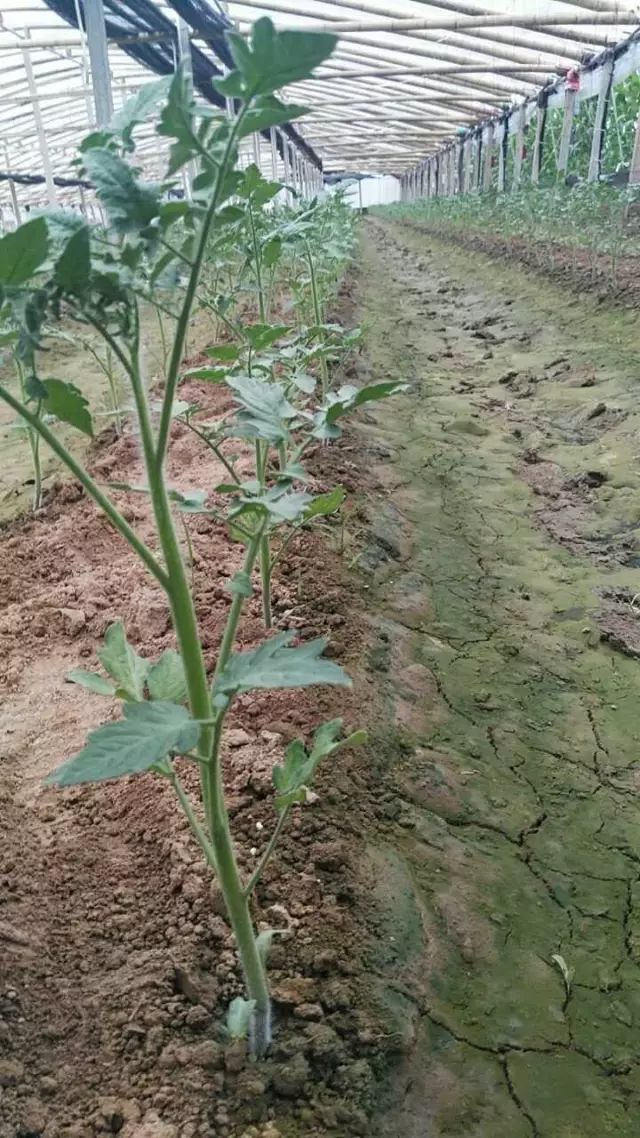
{"left": 46, "top": 701, "right": 200, "bottom": 787}
{"left": 147, "top": 650, "right": 188, "bottom": 703}
{"left": 0, "top": 217, "right": 49, "bottom": 285}
{"left": 214, "top": 631, "right": 350, "bottom": 697}
{"left": 244, "top": 323, "right": 289, "bottom": 351}
{"left": 304, "top": 486, "right": 345, "bottom": 521}
{"left": 273, "top": 717, "right": 365, "bottom": 811}
{"left": 240, "top": 97, "right": 309, "bottom": 139}
{"left": 54, "top": 226, "right": 91, "bottom": 294}
{"left": 231, "top": 487, "right": 311, "bottom": 524}
{"left": 227, "top": 18, "right": 337, "bottom": 97}
{"left": 111, "top": 77, "right": 172, "bottom": 144}
{"left": 312, "top": 381, "right": 407, "bottom": 439}
{"left": 41, "top": 379, "right": 93, "bottom": 437}
{"left": 83, "top": 148, "right": 161, "bottom": 233}
{"left": 66, "top": 669, "right": 116, "bottom": 696}
{"left": 98, "top": 621, "right": 149, "bottom": 702}
{"left": 227, "top": 374, "right": 296, "bottom": 444}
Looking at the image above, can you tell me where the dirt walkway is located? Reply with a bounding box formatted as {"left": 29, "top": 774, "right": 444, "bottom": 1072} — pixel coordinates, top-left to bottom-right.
{"left": 353, "top": 218, "right": 640, "bottom": 1137}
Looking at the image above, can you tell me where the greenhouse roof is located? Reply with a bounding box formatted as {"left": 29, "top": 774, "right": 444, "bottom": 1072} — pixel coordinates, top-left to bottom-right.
{"left": 0, "top": 0, "right": 638, "bottom": 211}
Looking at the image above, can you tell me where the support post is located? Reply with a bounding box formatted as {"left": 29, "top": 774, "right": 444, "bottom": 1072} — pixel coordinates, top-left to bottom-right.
{"left": 270, "top": 127, "right": 278, "bottom": 180}
{"left": 282, "top": 138, "right": 291, "bottom": 202}
{"left": 513, "top": 104, "right": 526, "bottom": 187}
{"left": 4, "top": 145, "right": 21, "bottom": 226}
{"left": 588, "top": 53, "right": 614, "bottom": 182}
{"left": 482, "top": 125, "right": 493, "bottom": 192}
{"left": 630, "top": 116, "right": 640, "bottom": 185}
{"left": 177, "top": 19, "right": 194, "bottom": 199}
{"left": 497, "top": 121, "right": 506, "bottom": 191}
{"left": 557, "top": 86, "right": 577, "bottom": 177}
{"left": 22, "top": 36, "right": 57, "bottom": 207}
{"left": 531, "top": 99, "right": 547, "bottom": 185}
{"left": 84, "top": 0, "right": 113, "bottom": 126}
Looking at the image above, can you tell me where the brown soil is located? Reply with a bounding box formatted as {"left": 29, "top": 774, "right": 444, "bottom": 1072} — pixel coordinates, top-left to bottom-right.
{"left": 0, "top": 358, "right": 392, "bottom": 1138}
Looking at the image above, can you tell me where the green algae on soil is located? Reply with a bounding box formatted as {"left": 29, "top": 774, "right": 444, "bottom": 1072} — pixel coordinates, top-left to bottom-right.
{"left": 354, "top": 218, "right": 640, "bottom": 1138}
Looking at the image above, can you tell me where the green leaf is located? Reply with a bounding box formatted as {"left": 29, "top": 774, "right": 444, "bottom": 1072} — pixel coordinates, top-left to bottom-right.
{"left": 273, "top": 717, "right": 366, "bottom": 811}
{"left": 0, "top": 217, "right": 49, "bottom": 285}
{"left": 244, "top": 323, "right": 289, "bottom": 351}
{"left": 255, "top": 929, "right": 281, "bottom": 964}
{"left": 290, "top": 371, "right": 316, "bottom": 395}
{"left": 304, "top": 486, "right": 345, "bottom": 521}
{"left": 168, "top": 488, "right": 209, "bottom": 513}
{"left": 25, "top": 373, "right": 47, "bottom": 400}
{"left": 54, "top": 226, "right": 91, "bottom": 294}
{"left": 147, "top": 650, "right": 188, "bottom": 704}
{"left": 41, "top": 379, "right": 93, "bottom": 437}
{"left": 214, "top": 631, "right": 350, "bottom": 697}
{"left": 227, "top": 570, "right": 253, "bottom": 598}
{"left": 46, "top": 701, "right": 200, "bottom": 787}
{"left": 227, "top": 374, "right": 297, "bottom": 444}
{"left": 98, "top": 621, "right": 149, "bottom": 702}
{"left": 262, "top": 236, "right": 282, "bottom": 268}
{"left": 111, "top": 77, "right": 172, "bottom": 144}
{"left": 83, "top": 148, "right": 161, "bottom": 233}
{"left": 239, "top": 97, "right": 309, "bottom": 139}
{"left": 227, "top": 18, "right": 337, "bottom": 97}
{"left": 66, "top": 669, "right": 116, "bottom": 696}
{"left": 204, "top": 343, "right": 240, "bottom": 362}
{"left": 231, "top": 486, "right": 311, "bottom": 524}
{"left": 226, "top": 997, "right": 255, "bottom": 1040}
{"left": 313, "top": 381, "right": 407, "bottom": 439}
{"left": 156, "top": 66, "right": 200, "bottom": 175}
{"left": 182, "top": 366, "right": 228, "bottom": 383}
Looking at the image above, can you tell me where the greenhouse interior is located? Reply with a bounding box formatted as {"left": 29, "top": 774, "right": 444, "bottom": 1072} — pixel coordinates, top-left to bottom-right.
{"left": 2, "top": 2, "right": 640, "bottom": 1136}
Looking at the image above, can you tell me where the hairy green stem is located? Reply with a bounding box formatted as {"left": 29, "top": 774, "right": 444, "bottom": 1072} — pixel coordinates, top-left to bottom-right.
{"left": 305, "top": 241, "right": 329, "bottom": 400}
{"left": 0, "top": 384, "right": 168, "bottom": 587}
{"left": 155, "top": 108, "right": 247, "bottom": 468}
{"left": 127, "top": 323, "right": 272, "bottom": 1056}
{"left": 244, "top": 806, "right": 290, "bottom": 898}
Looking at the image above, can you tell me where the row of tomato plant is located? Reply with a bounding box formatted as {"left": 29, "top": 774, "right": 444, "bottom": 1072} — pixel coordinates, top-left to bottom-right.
{"left": 383, "top": 178, "right": 640, "bottom": 287}
{"left": 0, "top": 19, "right": 404, "bottom": 1057}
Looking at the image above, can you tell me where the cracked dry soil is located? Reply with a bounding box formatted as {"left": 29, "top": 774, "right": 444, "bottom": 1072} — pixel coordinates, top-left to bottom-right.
{"left": 353, "top": 218, "right": 640, "bottom": 1137}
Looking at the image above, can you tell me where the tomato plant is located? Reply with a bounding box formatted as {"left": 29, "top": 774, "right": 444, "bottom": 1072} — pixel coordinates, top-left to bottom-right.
{"left": 0, "top": 18, "right": 405, "bottom": 1057}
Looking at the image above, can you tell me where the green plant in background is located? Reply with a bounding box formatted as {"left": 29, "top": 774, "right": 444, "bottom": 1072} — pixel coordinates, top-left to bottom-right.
{"left": 0, "top": 19, "right": 405, "bottom": 1058}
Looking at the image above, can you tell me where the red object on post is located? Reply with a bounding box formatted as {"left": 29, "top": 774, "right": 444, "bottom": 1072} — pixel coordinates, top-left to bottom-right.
{"left": 566, "top": 68, "right": 580, "bottom": 92}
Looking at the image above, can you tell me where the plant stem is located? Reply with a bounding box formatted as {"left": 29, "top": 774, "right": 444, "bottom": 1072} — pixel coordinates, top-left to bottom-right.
{"left": 260, "top": 537, "right": 272, "bottom": 629}
{"left": 29, "top": 424, "right": 42, "bottom": 510}
{"left": 254, "top": 438, "right": 272, "bottom": 630}
{"left": 104, "top": 347, "right": 123, "bottom": 437}
{"left": 0, "top": 383, "right": 168, "bottom": 588}
{"left": 128, "top": 328, "right": 272, "bottom": 1054}
{"left": 156, "top": 109, "right": 247, "bottom": 468}
{"left": 305, "top": 241, "right": 329, "bottom": 400}
{"left": 169, "top": 767, "right": 218, "bottom": 872}
{"left": 244, "top": 807, "right": 290, "bottom": 898}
